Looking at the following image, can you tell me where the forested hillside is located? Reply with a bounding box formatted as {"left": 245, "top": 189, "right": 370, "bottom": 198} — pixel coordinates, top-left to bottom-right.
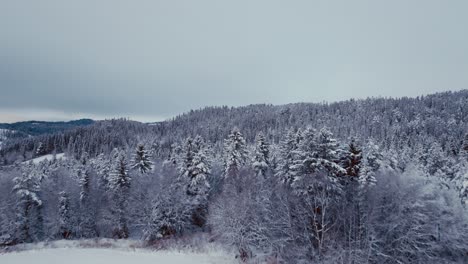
{"left": 0, "top": 119, "right": 94, "bottom": 150}
{"left": 0, "top": 91, "right": 467, "bottom": 263}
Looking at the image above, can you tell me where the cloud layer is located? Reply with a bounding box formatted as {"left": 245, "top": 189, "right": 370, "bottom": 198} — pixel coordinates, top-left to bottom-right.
{"left": 1, "top": 0, "right": 468, "bottom": 122}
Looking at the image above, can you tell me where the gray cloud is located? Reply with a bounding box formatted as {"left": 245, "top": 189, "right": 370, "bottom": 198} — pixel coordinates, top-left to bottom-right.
{"left": 1, "top": 0, "right": 468, "bottom": 122}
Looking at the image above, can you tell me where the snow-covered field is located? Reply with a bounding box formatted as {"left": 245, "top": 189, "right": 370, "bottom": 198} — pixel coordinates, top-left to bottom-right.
{"left": 0, "top": 248, "right": 236, "bottom": 264}
{"left": 0, "top": 240, "right": 237, "bottom": 264}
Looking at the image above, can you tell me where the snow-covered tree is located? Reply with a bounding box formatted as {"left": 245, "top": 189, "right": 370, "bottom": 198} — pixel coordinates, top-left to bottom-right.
{"left": 142, "top": 194, "right": 191, "bottom": 242}
{"left": 367, "top": 168, "right": 468, "bottom": 263}
{"left": 77, "top": 152, "right": 97, "bottom": 238}
{"left": 164, "top": 143, "right": 182, "bottom": 168}
{"left": 109, "top": 151, "right": 131, "bottom": 238}
{"left": 276, "top": 128, "right": 300, "bottom": 184}
{"left": 94, "top": 152, "right": 111, "bottom": 189}
{"left": 187, "top": 136, "right": 211, "bottom": 195}
{"left": 209, "top": 167, "right": 273, "bottom": 261}
{"left": 342, "top": 138, "right": 362, "bottom": 179}
{"left": 223, "top": 128, "right": 248, "bottom": 179}
{"left": 175, "top": 136, "right": 212, "bottom": 227}
{"left": 57, "top": 191, "right": 72, "bottom": 239}
{"left": 252, "top": 132, "right": 270, "bottom": 178}
{"left": 131, "top": 144, "right": 153, "bottom": 174}
{"left": 290, "top": 127, "right": 345, "bottom": 194}
{"left": 287, "top": 127, "right": 346, "bottom": 255}
{"left": 36, "top": 142, "right": 45, "bottom": 156}
{"left": 12, "top": 164, "right": 43, "bottom": 243}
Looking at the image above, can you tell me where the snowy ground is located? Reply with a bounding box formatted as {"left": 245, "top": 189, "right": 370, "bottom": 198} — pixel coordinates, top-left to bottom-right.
{"left": 0, "top": 239, "right": 237, "bottom": 264}
{"left": 0, "top": 248, "right": 237, "bottom": 264}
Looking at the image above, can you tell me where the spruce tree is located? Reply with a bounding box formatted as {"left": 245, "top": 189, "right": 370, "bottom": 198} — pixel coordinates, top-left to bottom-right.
{"left": 252, "top": 132, "right": 270, "bottom": 178}
{"left": 12, "top": 164, "right": 42, "bottom": 243}
{"left": 275, "top": 128, "right": 300, "bottom": 184}
{"left": 131, "top": 144, "right": 153, "bottom": 174}
{"left": 57, "top": 191, "right": 72, "bottom": 239}
{"left": 359, "top": 141, "right": 381, "bottom": 192}
{"left": 342, "top": 139, "right": 362, "bottom": 179}
{"left": 288, "top": 127, "right": 345, "bottom": 254}
{"left": 187, "top": 136, "right": 211, "bottom": 196}
{"left": 109, "top": 152, "right": 131, "bottom": 238}
{"left": 78, "top": 152, "right": 97, "bottom": 238}
{"left": 224, "top": 128, "right": 248, "bottom": 179}
{"left": 289, "top": 127, "right": 345, "bottom": 194}
{"left": 177, "top": 136, "right": 211, "bottom": 227}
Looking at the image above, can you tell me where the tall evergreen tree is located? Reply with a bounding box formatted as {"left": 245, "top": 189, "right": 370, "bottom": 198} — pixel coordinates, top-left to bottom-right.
{"left": 57, "top": 191, "right": 72, "bottom": 239}
{"left": 78, "top": 153, "right": 97, "bottom": 238}
{"left": 109, "top": 152, "right": 131, "bottom": 238}
{"left": 187, "top": 136, "right": 211, "bottom": 196}
{"left": 176, "top": 136, "right": 211, "bottom": 227}
{"left": 290, "top": 127, "right": 345, "bottom": 193}
{"left": 342, "top": 139, "right": 362, "bottom": 179}
{"left": 288, "top": 127, "right": 345, "bottom": 254}
{"left": 224, "top": 128, "right": 248, "bottom": 179}
{"left": 276, "top": 128, "right": 300, "bottom": 184}
{"left": 131, "top": 144, "right": 153, "bottom": 174}
{"left": 252, "top": 132, "right": 270, "bottom": 178}
{"left": 12, "top": 164, "right": 42, "bottom": 243}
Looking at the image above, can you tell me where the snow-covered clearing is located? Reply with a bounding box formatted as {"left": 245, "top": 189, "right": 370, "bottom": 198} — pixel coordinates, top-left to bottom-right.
{"left": 0, "top": 239, "right": 237, "bottom": 264}
{"left": 22, "top": 153, "right": 66, "bottom": 164}
{"left": 0, "top": 248, "right": 237, "bottom": 264}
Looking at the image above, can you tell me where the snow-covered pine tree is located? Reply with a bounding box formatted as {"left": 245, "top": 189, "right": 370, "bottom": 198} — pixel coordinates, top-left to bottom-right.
{"left": 57, "top": 191, "right": 72, "bottom": 239}
{"left": 252, "top": 132, "right": 270, "bottom": 178}
{"left": 290, "top": 127, "right": 345, "bottom": 194}
{"left": 275, "top": 128, "right": 300, "bottom": 184}
{"left": 189, "top": 136, "right": 211, "bottom": 227}
{"left": 12, "top": 163, "right": 43, "bottom": 243}
{"left": 188, "top": 136, "right": 211, "bottom": 196}
{"left": 131, "top": 144, "right": 153, "bottom": 174}
{"left": 109, "top": 151, "right": 131, "bottom": 238}
{"left": 142, "top": 194, "right": 191, "bottom": 242}
{"left": 288, "top": 127, "right": 345, "bottom": 254}
{"left": 342, "top": 138, "right": 362, "bottom": 180}
{"left": 175, "top": 136, "right": 211, "bottom": 227}
{"left": 359, "top": 141, "right": 381, "bottom": 191}
{"left": 178, "top": 137, "right": 196, "bottom": 188}
{"left": 78, "top": 152, "right": 97, "bottom": 238}
{"left": 425, "top": 143, "right": 455, "bottom": 179}
{"left": 94, "top": 152, "right": 111, "bottom": 190}
{"left": 223, "top": 128, "right": 248, "bottom": 179}
{"left": 36, "top": 142, "right": 45, "bottom": 156}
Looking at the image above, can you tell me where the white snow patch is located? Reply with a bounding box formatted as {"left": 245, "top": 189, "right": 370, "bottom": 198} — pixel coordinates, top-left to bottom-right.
{"left": 23, "top": 153, "right": 66, "bottom": 164}
{"left": 0, "top": 239, "right": 236, "bottom": 264}
{"left": 0, "top": 248, "right": 237, "bottom": 264}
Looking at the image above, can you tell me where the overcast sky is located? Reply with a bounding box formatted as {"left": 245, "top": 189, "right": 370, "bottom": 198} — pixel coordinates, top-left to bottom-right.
{"left": 1, "top": 0, "right": 467, "bottom": 123}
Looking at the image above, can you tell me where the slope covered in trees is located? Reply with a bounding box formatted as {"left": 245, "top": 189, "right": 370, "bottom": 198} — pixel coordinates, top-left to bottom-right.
{"left": 0, "top": 91, "right": 467, "bottom": 263}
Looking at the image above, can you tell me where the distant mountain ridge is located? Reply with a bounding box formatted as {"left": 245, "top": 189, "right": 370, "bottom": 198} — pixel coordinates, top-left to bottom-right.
{"left": 0, "top": 119, "right": 95, "bottom": 149}
{"left": 0, "top": 119, "right": 94, "bottom": 136}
